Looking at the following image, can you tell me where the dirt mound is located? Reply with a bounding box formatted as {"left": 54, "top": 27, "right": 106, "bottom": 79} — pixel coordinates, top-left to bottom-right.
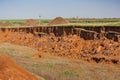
{"left": 0, "top": 22, "right": 13, "bottom": 26}
{"left": 48, "top": 17, "right": 69, "bottom": 25}
{"left": 0, "top": 54, "right": 39, "bottom": 80}
{"left": 0, "top": 22, "right": 3, "bottom": 26}
{"left": 22, "top": 19, "right": 39, "bottom": 26}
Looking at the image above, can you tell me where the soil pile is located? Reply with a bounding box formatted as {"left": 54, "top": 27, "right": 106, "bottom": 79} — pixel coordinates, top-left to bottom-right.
{"left": 22, "top": 19, "right": 39, "bottom": 26}
{"left": 0, "top": 22, "right": 3, "bottom": 26}
{"left": 0, "top": 22, "right": 13, "bottom": 26}
{"left": 0, "top": 54, "right": 39, "bottom": 80}
{"left": 48, "top": 17, "right": 69, "bottom": 25}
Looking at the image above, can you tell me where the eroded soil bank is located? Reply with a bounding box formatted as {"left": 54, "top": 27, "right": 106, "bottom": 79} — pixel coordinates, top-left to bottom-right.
{"left": 1, "top": 26, "right": 120, "bottom": 40}
{"left": 0, "top": 28, "right": 120, "bottom": 64}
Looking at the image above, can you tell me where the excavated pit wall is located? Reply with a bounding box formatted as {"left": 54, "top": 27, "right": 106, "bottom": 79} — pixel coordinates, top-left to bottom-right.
{"left": 0, "top": 26, "right": 120, "bottom": 41}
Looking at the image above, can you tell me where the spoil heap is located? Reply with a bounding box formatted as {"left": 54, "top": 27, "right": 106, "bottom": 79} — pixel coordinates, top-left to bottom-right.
{"left": 0, "top": 22, "right": 13, "bottom": 26}
{"left": 48, "top": 17, "right": 69, "bottom": 25}
{"left": 0, "top": 54, "right": 39, "bottom": 80}
{"left": 22, "top": 19, "right": 39, "bottom": 26}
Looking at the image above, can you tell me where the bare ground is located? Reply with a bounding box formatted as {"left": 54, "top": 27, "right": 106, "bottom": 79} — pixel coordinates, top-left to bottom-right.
{"left": 0, "top": 43, "right": 120, "bottom": 80}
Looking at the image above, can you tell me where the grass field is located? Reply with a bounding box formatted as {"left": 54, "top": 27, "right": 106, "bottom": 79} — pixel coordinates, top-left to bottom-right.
{"left": 0, "top": 19, "right": 50, "bottom": 26}
{"left": 0, "top": 18, "right": 120, "bottom": 28}
{"left": 0, "top": 43, "right": 120, "bottom": 80}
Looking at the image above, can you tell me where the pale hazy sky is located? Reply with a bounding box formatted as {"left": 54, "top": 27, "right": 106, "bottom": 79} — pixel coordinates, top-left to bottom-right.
{"left": 0, "top": 0, "right": 120, "bottom": 19}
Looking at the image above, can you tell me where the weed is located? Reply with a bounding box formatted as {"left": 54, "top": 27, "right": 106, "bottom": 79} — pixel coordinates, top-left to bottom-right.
{"left": 23, "top": 56, "right": 31, "bottom": 59}
{"left": 60, "top": 70, "right": 78, "bottom": 76}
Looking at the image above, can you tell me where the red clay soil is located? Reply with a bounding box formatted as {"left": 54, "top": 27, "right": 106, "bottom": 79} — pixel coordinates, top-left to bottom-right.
{"left": 0, "top": 54, "right": 39, "bottom": 80}
{"left": 0, "top": 30, "right": 39, "bottom": 49}
{"left": 0, "top": 30, "right": 120, "bottom": 64}
{"left": 48, "top": 17, "right": 69, "bottom": 25}
{"left": 30, "top": 34, "right": 120, "bottom": 64}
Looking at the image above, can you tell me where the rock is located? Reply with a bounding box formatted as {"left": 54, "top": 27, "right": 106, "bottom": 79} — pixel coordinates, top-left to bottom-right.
{"left": 96, "top": 46, "right": 102, "bottom": 53}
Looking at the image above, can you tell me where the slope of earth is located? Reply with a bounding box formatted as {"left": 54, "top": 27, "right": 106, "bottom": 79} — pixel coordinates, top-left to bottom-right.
{"left": 0, "top": 30, "right": 120, "bottom": 64}
{"left": 0, "top": 54, "right": 39, "bottom": 80}
{"left": 39, "top": 35, "right": 120, "bottom": 64}
{"left": 0, "top": 43, "right": 44, "bottom": 80}
{"left": 0, "top": 43, "right": 120, "bottom": 80}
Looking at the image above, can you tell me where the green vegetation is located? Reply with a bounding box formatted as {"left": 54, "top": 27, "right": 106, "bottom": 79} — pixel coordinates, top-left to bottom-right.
{"left": 0, "top": 18, "right": 120, "bottom": 28}
{"left": 23, "top": 56, "right": 32, "bottom": 59}
{"left": 0, "top": 43, "right": 37, "bottom": 58}
{"left": 60, "top": 70, "right": 78, "bottom": 76}
{"left": 74, "top": 28, "right": 97, "bottom": 33}
{"left": 0, "top": 19, "right": 50, "bottom": 26}
{"left": 34, "top": 32, "right": 46, "bottom": 35}
{"left": 68, "top": 18, "right": 120, "bottom": 23}
{"left": 0, "top": 19, "right": 25, "bottom": 26}
{"left": 68, "top": 18, "right": 120, "bottom": 26}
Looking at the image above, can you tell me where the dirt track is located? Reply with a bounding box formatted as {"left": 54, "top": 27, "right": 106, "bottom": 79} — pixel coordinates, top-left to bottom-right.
{"left": 0, "top": 30, "right": 120, "bottom": 64}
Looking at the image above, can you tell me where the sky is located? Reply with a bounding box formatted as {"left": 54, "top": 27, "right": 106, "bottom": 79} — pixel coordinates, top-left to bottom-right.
{"left": 0, "top": 0, "right": 120, "bottom": 19}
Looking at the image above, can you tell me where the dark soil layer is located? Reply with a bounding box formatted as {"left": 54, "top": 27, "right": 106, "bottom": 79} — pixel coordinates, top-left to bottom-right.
{"left": 1, "top": 26, "right": 120, "bottom": 41}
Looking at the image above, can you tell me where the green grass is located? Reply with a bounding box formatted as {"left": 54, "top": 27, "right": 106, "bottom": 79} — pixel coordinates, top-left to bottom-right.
{"left": 74, "top": 28, "right": 97, "bottom": 33}
{"left": 0, "top": 47, "right": 15, "bottom": 57}
{"left": 0, "top": 18, "right": 120, "bottom": 28}
{"left": 23, "top": 56, "right": 32, "bottom": 59}
{"left": 68, "top": 18, "right": 120, "bottom": 23}
{"left": 34, "top": 32, "right": 46, "bottom": 35}
{"left": 0, "top": 43, "right": 37, "bottom": 57}
{"left": 0, "top": 19, "right": 25, "bottom": 26}
{"left": 60, "top": 70, "right": 78, "bottom": 76}
{"left": 0, "top": 19, "right": 50, "bottom": 26}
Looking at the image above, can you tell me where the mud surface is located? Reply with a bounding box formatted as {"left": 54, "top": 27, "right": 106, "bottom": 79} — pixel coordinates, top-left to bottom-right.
{"left": 0, "top": 29, "right": 120, "bottom": 64}
{"left": 0, "top": 54, "right": 39, "bottom": 80}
